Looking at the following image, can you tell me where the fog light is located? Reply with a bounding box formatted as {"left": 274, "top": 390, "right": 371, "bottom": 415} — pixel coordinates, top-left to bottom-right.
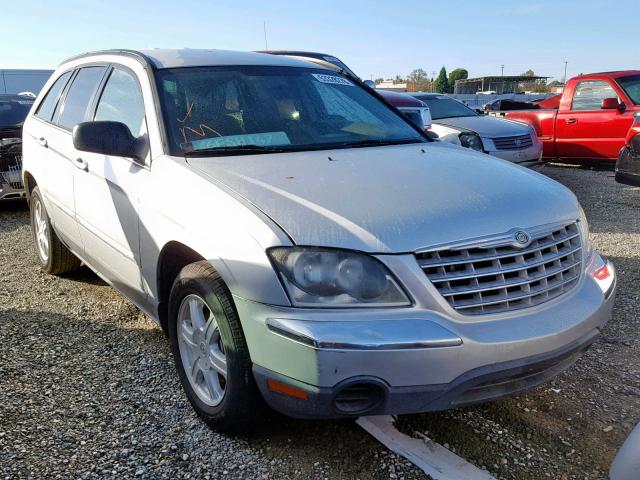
{"left": 334, "top": 382, "right": 384, "bottom": 414}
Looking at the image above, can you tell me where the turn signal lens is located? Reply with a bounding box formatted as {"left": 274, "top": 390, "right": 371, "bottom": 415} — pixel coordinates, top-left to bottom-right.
{"left": 589, "top": 256, "right": 615, "bottom": 296}
{"left": 593, "top": 264, "right": 611, "bottom": 281}
{"left": 267, "top": 379, "right": 309, "bottom": 400}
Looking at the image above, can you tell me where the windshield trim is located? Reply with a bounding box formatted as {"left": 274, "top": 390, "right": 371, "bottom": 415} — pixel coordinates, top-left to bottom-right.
{"left": 154, "top": 65, "right": 431, "bottom": 157}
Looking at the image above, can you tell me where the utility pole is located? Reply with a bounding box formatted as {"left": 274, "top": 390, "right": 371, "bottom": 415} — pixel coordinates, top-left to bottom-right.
{"left": 501, "top": 64, "right": 504, "bottom": 77}
{"left": 263, "top": 21, "right": 268, "bottom": 50}
{"left": 563, "top": 61, "right": 568, "bottom": 83}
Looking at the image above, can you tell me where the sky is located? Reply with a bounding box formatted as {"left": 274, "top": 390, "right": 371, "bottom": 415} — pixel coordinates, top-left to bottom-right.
{"left": 1, "top": 0, "right": 637, "bottom": 81}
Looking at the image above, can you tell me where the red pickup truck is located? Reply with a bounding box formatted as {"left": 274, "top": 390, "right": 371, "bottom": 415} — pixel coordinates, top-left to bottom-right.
{"left": 493, "top": 71, "right": 640, "bottom": 162}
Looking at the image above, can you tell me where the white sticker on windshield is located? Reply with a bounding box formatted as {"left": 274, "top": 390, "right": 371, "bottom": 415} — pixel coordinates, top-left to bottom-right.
{"left": 312, "top": 73, "right": 354, "bottom": 86}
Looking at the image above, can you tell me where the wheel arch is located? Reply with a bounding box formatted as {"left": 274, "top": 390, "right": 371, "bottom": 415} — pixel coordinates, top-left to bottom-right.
{"left": 23, "top": 170, "right": 37, "bottom": 202}
{"left": 156, "top": 241, "right": 235, "bottom": 334}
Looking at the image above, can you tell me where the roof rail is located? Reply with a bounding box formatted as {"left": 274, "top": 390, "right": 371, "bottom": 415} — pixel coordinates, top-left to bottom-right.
{"left": 58, "top": 49, "right": 154, "bottom": 69}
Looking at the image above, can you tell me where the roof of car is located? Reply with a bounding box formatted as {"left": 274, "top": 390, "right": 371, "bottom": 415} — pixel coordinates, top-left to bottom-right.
{"left": 573, "top": 70, "right": 640, "bottom": 80}
{"left": 409, "top": 92, "right": 447, "bottom": 98}
{"left": 61, "top": 48, "right": 325, "bottom": 70}
{"left": 377, "top": 90, "right": 425, "bottom": 107}
{"left": 0, "top": 94, "right": 34, "bottom": 103}
{"left": 259, "top": 50, "right": 328, "bottom": 56}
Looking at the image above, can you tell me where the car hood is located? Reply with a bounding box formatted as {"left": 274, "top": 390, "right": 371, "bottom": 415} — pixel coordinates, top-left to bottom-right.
{"left": 187, "top": 143, "right": 579, "bottom": 253}
{"left": 435, "top": 115, "right": 531, "bottom": 138}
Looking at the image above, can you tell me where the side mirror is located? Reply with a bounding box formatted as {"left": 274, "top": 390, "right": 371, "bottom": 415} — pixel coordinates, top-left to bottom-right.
{"left": 72, "top": 121, "right": 148, "bottom": 163}
{"left": 601, "top": 98, "right": 625, "bottom": 112}
{"left": 363, "top": 80, "right": 376, "bottom": 89}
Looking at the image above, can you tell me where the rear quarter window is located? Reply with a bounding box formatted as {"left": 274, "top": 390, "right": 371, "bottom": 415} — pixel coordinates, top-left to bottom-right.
{"left": 35, "top": 72, "right": 72, "bottom": 121}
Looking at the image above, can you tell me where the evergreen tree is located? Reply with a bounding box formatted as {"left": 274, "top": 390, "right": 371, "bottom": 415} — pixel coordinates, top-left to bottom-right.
{"left": 434, "top": 67, "right": 449, "bottom": 93}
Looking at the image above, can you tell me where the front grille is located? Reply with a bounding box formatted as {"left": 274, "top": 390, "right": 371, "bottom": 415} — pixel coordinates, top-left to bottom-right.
{"left": 0, "top": 156, "right": 23, "bottom": 190}
{"left": 492, "top": 134, "right": 533, "bottom": 150}
{"left": 417, "top": 223, "right": 582, "bottom": 315}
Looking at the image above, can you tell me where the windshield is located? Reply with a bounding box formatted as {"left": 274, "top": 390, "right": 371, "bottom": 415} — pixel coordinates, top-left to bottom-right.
{"left": 412, "top": 95, "right": 477, "bottom": 120}
{"left": 617, "top": 74, "right": 640, "bottom": 105}
{"left": 155, "top": 66, "right": 424, "bottom": 156}
{"left": 0, "top": 98, "right": 33, "bottom": 129}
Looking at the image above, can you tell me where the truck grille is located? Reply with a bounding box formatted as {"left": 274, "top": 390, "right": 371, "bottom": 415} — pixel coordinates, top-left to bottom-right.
{"left": 417, "top": 223, "right": 582, "bottom": 315}
{"left": 492, "top": 134, "right": 533, "bottom": 150}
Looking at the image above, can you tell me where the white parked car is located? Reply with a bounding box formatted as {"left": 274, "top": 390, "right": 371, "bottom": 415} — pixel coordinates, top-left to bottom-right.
{"left": 22, "top": 49, "right": 616, "bottom": 432}
{"left": 411, "top": 92, "right": 543, "bottom": 166}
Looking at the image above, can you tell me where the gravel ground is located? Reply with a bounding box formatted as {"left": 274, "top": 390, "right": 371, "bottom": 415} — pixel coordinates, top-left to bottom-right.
{"left": 1, "top": 164, "right": 638, "bottom": 479}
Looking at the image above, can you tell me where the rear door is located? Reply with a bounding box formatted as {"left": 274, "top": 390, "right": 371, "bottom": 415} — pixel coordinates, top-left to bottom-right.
{"left": 555, "top": 79, "right": 633, "bottom": 160}
{"left": 73, "top": 65, "right": 150, "bottom": 305}
{"left": 26, "top": 69, "right": 83, "bottom": 250}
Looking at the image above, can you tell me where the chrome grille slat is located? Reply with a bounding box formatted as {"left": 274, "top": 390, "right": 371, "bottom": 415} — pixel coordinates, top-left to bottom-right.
{"left": 492, "top": 134, "right": 533, "bottom": 151}
{"left": 427, "top": 244, "right": 582, "bottom": 282}
{"left": 454, "top": 273, "right": 580, "bottom": 310}
{"left": 417, "top": 232, "right": 581, "bottom": 268}
{"left": 417, "top": 222, "right": 583, "bottom": 315}
{"left": 438, "top": 259, "right": 582, "bottom": 296}
{"left": 1, "top": 155, "right": 23, "bottom": 190}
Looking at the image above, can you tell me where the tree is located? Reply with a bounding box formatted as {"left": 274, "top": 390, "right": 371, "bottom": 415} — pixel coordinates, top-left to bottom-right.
{"left": 447, "top": 68, "right": 468, "bottom": 93}
{"left": 519, "top": 69, "right": 546, "bottom": 93}
{"left": 375, "top": 78, "right": 384, "bottom": 84}
{"left": 434, "top": 67, "right": 449, "bottom": 93}
{"left": 394, "top": 74, "right": 406, "bottom": 84}
{"left": 406, "top": 68, "right": 429, "bottom": 92}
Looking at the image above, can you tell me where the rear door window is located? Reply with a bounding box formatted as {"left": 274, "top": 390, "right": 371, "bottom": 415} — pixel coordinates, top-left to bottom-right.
{"left": 56, "top": 66, "right": 106, "bottom": 130}
{"left": 35, "top": 72, "right": 72, "bottom": 121}
{"left": 571, "top": 81, "right": 618, "bottom": 111}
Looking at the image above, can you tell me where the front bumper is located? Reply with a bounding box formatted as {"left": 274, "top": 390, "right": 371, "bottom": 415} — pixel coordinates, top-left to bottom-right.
{"left": 483, "top": 138, "right": 543, "bottom": 167}
{"left": 0, "top": 177, "right": 26, "bottom": 201}
{"left": 236, "top": 256, "right": 615, "bottom": 419}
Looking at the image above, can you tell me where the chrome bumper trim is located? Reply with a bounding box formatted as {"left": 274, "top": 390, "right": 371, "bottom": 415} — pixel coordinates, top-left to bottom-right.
{"left": 265, "top": 317, "right": 463, "bottom": 350}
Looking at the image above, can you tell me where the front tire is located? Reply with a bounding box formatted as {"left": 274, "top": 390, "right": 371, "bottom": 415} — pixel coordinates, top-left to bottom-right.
{"left": 168, "top": 261, "right": 265, "bottom": 432}
{"left": 30, "top": 186, "right": 81, "bottom": 275}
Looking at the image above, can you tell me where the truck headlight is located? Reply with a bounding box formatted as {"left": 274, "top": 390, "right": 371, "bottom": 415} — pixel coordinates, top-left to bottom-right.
{"left": 268, "top": 247, "right": 411, "bottom": 307}
{"left": 459, "top": 133, "right": 484, "bottom": 151}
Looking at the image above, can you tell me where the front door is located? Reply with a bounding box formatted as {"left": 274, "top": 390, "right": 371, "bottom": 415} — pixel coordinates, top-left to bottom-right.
{"left": 73, "top": 66, "right": 149, "bottom": 305}
{"left": 555, "top": 79, "right": 633, "bottom": 160}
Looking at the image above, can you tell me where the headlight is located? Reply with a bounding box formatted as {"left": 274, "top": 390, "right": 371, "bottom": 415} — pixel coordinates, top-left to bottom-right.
{"left": 459, "top": 133, "right": 484, "bottom": 151}
{"left": 268, "top": 247, "right": 411, "bottom": 307}
{"left": 578, "top": 205, "right": 593, "bottom": 262}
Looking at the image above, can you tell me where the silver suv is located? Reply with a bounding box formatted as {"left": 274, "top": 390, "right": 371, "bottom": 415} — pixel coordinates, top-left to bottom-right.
{"left": 22, "top": 49, "right": 616, "bottom": 432}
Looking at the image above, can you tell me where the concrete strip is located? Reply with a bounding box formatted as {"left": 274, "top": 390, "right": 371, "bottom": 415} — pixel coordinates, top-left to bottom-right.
{"left": 357, "top": 415, "right": 496, "bottom": 480}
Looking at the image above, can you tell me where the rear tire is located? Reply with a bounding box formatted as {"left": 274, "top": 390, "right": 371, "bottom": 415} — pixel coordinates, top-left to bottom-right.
{"left": 30, "top": 186, "right": 81, "bottom": 275}
{"left": 168, "top": 261, "right": 266, "bottom": 433}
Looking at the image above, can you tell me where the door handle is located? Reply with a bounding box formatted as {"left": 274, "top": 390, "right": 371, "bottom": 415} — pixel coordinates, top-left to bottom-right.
{"left": 73, "top": 157, "right": 88, "bottom": 172}
{"left": 566, "top": 118, "right": 578, "bottom": 124}
{"left": 38, "top": 137, "right": 48, "bottom": 148}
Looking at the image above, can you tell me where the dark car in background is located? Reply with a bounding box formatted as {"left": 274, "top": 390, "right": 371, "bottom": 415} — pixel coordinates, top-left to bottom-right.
{"left": 0, "top": 94, "right": 33, "bottom": 200}
{"left": 0, "top": 69, "right": 53, "bottom": 95}
{"left": 615, "top": 113, "right": 640, "bottom": 186}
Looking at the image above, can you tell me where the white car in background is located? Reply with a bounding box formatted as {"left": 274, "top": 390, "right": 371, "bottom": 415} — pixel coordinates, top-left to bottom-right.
{"left": 411, "top": 92, "right": 543, "bottom": 166}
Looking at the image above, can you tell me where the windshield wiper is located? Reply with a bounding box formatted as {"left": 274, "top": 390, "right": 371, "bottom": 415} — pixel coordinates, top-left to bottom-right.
{"left": 338, "top": 138, "right": 424, "bottom": 149}
{"left": 183, "top": 144, "right": 291, "bottom": 156}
